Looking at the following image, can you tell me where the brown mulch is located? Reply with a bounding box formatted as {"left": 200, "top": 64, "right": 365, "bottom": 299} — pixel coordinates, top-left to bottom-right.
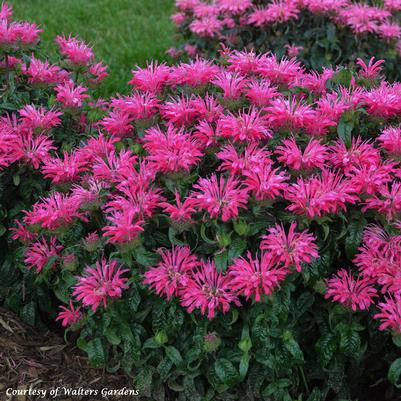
{"left": 0, "top": 308, "right": 134, "bottom": 401}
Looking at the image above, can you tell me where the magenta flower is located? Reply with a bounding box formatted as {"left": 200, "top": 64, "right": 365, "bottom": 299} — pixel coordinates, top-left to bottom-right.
{"left": 129, "top": 62, "right": 171, "bottom": 94}
{"left": 261, "top": 223, "right": 319, "bottom": 272}
{"left": 217, "top": 108, "right": 271, "bottom": 142}
{"left": 191, "top": 174, "right": 249, "bottom": 221}
{"left": 212, "top": 71, "right": 248, "bottom": 100}
{"left": 55, "top": 80, "right": 89, "bottom": 109}
{"left": 363, "top": 182, "right": 401, "bottom": 220}
{"left": 24, "top": 237, "right": 63, "bottom": 273}
{"left": 56, "top": 301, "right": 82, "bottom": 327}
{"left": 356, "top": 57, "right": 385, "bottom": 79}
{"left": 22, "top": 55, "right": 67, "bottom": 86}
{"left": 159, "top": 192, "right": 196, "bottom": 223}
{"left": 73, "top": 259, "right": 129, "bottom": 311}
{"left": 24, "top": 192, "right": 87, "bottom": 231}
{"left": 377, "top": 126, "right": 401, "bottom": 155}
{"left": 144, "top": 246, "right": 199, "bottom": 300}
{"left": 276, "top": 138, "right": 328, "bottom": 171}
{"left": 244, "top": 164, "right": 288, "bottom": 201}
{"left": 217, "top": 143, "right": 271, "bottom": 175}
{"left": 42, "top": 152, "right": 89, "bottom": 183}
{"left": 110, "top": 92, "right": 160, "bottom": 120}
{"left": 55, "top": 35, "right": 94, "bottom": 66}
{"left": 19, "top": 105, "right": 62, "bottom": 132}
{"left": 189, "top": 16, "right": 223, "bottom": 38}
{"left": 228, "top": 252, "right": 288, "bottom": 301}
{"left": 143, "top": 125, "right": 203, "bottom": 173}
{"left": 375, "top": 294, "right": 401, "bottom": 333}
{"left": 325, "top": 269, "right": 378, "bottom": 311}
{"left": 169, "top": 59, "right": 219, "bottom": 88}
{"left": 181, "top": 260, "right": 240, "bottom": 319}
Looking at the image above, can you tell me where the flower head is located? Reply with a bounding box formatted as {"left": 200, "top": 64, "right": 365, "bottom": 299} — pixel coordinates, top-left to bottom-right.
{"left": 73, "top": 259, "right": 129, "bottom": 311}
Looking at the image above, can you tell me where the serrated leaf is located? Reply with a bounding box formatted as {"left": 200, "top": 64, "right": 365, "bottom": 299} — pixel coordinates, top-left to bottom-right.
{"left": 87, "top": 338, "right": 106, "bottom": 368}
{"left": 388, "top": 358, "right": 401, "bottom": 388}
{"left": 165, "top": 346, "right": 183, "bottom": 366}
{"left": 345, "top": 217, "right": 367, "bottom": 259}
{"left": 214, "top": 358, "right": 238, "bottom": 386}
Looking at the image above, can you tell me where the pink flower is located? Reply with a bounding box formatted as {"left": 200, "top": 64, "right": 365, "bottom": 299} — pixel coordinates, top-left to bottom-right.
{"left": 377, "top": 126, "right": 401, "bottom": 155}
{"left": 244, "top": 164, "right": 288, "bottom": 201}
{"left": 226, "top": 49, "right": 262, "bottom": 74}
{"left": 217, "top": 143, "right": 271, "bottom": 175}
{"left": 191, "top": 174, "right": 249, "bottom": 221}
{"left": 356, "top": 57, "right": 385, "bottom": 79}
{"left": 260, "top": 223, "right": 319, "bottom": 272}
{"left": 56, "top": 301, "right": 82, "bottom": 327}
{"left": 19, "top": 105, "right": 62, "bottom": 132}
{"left": 129, "top": 62, "right": 170, "bottom": 94}
{"left": 339, "top": 5, "right": 389, "bottom": 34}
{"left": 24, "top": 193, "right": 87, "bottom": 230}
{"left": 73, "top": 259, "right": 129, "bottom": 311}
{"left": 284, "top": 44, "right": 303, "bottom": 57}
{"left": 55, "top": 35, "right": 94, "bottom": 66}
{"left": 169, "top": 59, "right": 219, "bottom": 87}
{"left": 217, "top": 0, "right": 252, "bottom": 14}
{"left": 55, "top": 80, "right": 89, "bottom": 109}
{"left": 363, "top": 182, "right": 401, "bottom": 220}
{"left": 191, "top": 95, "right": 223, "bottom": 123}
{"left": 329, "top": 138, "right": 381, "bottom": 174}
{"left": 160, "top": 192, "right": 196, "bottom": 223}
{"left": 325, "top": 269, "right": 378, "bottom": 311}
{"left": 212, "top": 71, "right": 248, "bottom": 100}
{"left": 144, "top": 246, "right": 199, "bottom": 300}
{"left": 24, "top": 237, "right": 63, "bottom": 273}
{"left": 245, "top": 80, "right": 280, "bottom": 107}
{"left": 88, "top": 62, "right": 108, "bottom": 84}
{"left": 160, "top": 95, "right": 198, "bottom": 126}
{"left": 42, "top": 152, "right": 88, "bottom": 183}
{"left": 11, "top": 22, "right": 42, "bottom": 46}
{"left": 276, "top": 138, "right": 328, "bottom": 171}
{"left": 15, "top": 131, "right": 56, "bottom": 169}
{"left": 257, "top": 55, "right": 304, "bottom": 86}
{"left": 285, "top": 170, "right": 358, "bottom": 218}
{"left": 228, "top": 252, "right": 288, "bottom": 301}
{"left": 181, "top": 260, "right": 240, "bottom": 319}
{"left": 101, "top": 110, "right": 134, "bottom": 138}
{"left": 23, "top": 55, "right": 67, "bottom": 86}
{"left": 305, "top": 0, "right": 349, "bottom": 14}
{"left": 10, "top": 220, "right": 37, "bottom": 243}
{"left": 378, "top": 22, "right": 401, "bottom": 40}
{"left": 374, "top": 294, "right": 401, "bottom": 333}
{"left": 189, "top": 16, "right": 223, "bottom": 38}
{"left": 143, "top": 125, "right": 203, "bottom": 173}
{"left": 362, "top": 83, "right": 401, "bottom": 118}
{"left": 265, "top": 96, "right": 315, "bottom": 131}
{"left": 217, "top": 108, "right": 271, "bottom": 142}
{"left": 103, "top": 206, "right": 144, "bottom": 244}
{"left": 110, "top": 92, "right": 159, "bottom": 120}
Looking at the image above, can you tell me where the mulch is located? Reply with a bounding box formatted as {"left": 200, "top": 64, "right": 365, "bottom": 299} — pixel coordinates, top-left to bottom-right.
{"left": 0, "top": 308, "right": 134, "bottom": 401}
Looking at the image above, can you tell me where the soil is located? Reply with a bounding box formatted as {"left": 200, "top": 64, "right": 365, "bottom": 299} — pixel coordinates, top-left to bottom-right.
{"left": 0, "top": 308, "right": 134, "bottom": 401}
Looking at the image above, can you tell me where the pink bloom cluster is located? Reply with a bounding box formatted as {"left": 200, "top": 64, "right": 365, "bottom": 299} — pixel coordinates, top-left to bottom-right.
{"left": 171, "top": 0, "right": 401, "bottom": 60}
{"left": 325, "top": 224, "right": 401, "bottom": 333}
{"left": 144, "top": 229, "right": 317, "bottom": 319}
{"left": 9, "top": 47, "right": 401, "bottom": 327}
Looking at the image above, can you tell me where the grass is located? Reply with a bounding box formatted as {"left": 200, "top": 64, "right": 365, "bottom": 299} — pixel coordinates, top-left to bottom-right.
{"left": 10, "top": 0, "right": 175, "bottom": 95}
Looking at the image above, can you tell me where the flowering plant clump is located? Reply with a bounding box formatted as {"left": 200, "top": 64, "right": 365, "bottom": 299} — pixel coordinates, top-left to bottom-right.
{"left": 0, "top": 3, "right": 108, "bottom": 319}
{"left": 170, "top": 0, "right": 401, "bottom": 80}
{"left": 6, "top": 40, "right": 401, "bottom": 399}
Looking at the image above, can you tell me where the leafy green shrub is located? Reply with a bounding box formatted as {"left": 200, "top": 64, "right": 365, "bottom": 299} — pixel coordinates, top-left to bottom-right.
{"left": 170, "top": 0, "right": 401, "bottom": 80}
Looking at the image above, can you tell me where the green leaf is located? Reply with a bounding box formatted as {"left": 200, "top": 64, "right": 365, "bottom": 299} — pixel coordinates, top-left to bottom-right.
{"left": 87, "top": 338, "right": 106, "bottom": 368}
{"left": 239, "top": 353, "right": 250, "bottom": 379}
{"left": 214, "top": 250, "right": 228, "bottom": 272}
{"left": 168, "top": 226, "right": 185, "bottom": 246}
{"left": 339, "top": 325, "right": 361, "bottom": 357}
{"left": 214, "top": 358, "right": 239, "bottom": 386}
{"left": 105, "top": 328, "right": 121, "bottom": 346}
{"left": 136, "top": 367, "right": 153, "bottom": 397}
{"left": 337, "top": 118, "right": 353, "bottom": 147}
{"left": 228, "top": 238, "right": 247, "bottom": 262}
{"left": 345, "top": 216, "right": 367, "bottom": 259}
{"left": 20, "top": 302, "right": 36, "bottom": 326}
{"left": 165, "top": 346, "right": 183, "bottom": 366}
{"left": 388, "top": 358, "right": 401, "bottom": 388}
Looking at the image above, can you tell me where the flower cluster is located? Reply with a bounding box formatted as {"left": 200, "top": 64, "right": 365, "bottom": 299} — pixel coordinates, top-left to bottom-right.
{"left": 8, "top": 46, "right": 401, "bottom": 329}
{"left": 170, "top": 0, "right": 401, "bottom": 80}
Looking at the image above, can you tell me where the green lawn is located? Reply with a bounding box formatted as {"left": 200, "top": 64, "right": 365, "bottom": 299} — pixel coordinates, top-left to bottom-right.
{"left": 11, "top": 0, "right": 175, "bottom": 95}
